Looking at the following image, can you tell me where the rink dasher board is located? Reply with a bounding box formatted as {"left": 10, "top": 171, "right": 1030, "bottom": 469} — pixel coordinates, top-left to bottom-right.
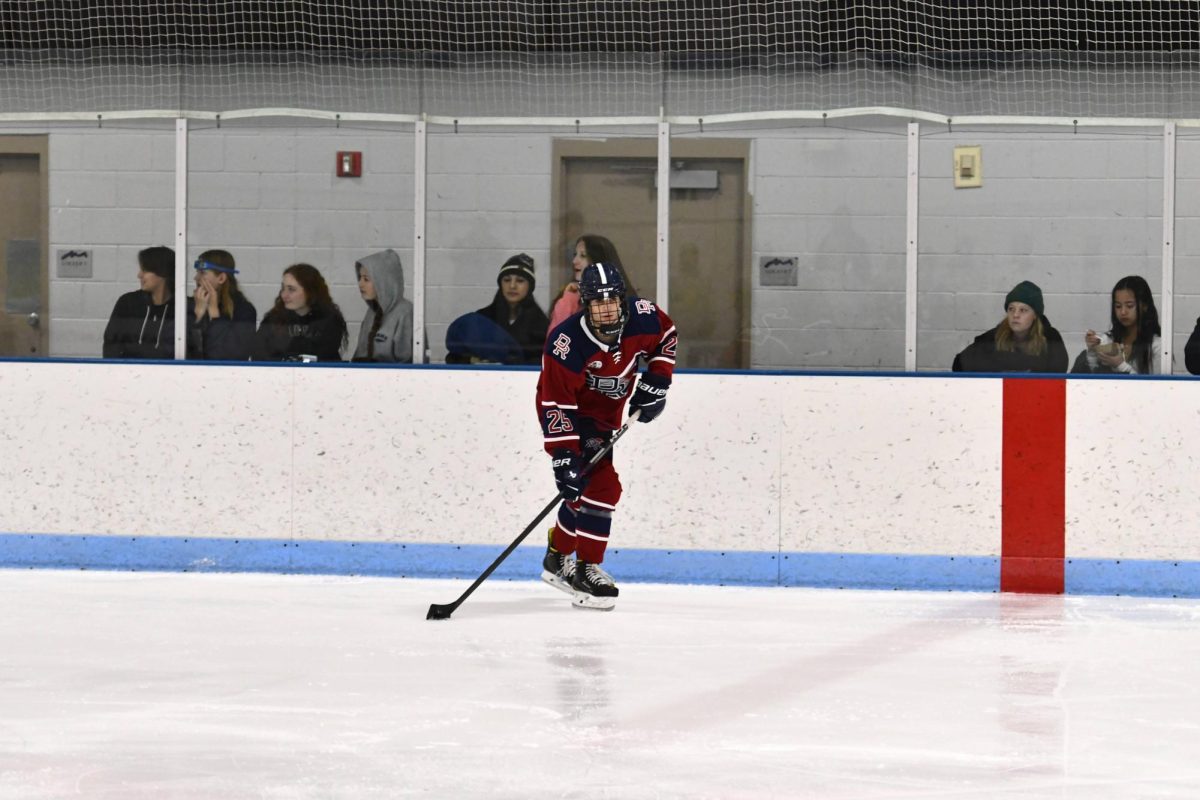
{"left": 2, "top": 360, "right": 1199, "bottom": 596}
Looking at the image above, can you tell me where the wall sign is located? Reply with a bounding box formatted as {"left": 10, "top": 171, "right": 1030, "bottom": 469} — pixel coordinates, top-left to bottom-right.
{"left": 57, "top": 249, "right": 92, "bottom": 279}
{"left": 759, "top": 255, "right": 797, "bottom": 287}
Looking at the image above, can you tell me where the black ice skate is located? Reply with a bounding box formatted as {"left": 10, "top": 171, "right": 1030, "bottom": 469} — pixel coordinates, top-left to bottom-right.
{"left": 541, "top": 531, "right": 576, "bottom": 596}
{"left": 571, "top": 560, "right": 619, "bottom": 611}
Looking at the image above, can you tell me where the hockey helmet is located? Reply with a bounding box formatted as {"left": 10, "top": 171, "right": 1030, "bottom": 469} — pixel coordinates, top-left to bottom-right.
{"left": 578, "top": 262, "right": 628, "bottom": 338}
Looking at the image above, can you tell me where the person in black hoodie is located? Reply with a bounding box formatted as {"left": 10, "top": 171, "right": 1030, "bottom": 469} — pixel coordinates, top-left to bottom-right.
{"left": 253, "top": 263, "right": 348, "bottom": 362}
{"left": 952, "top": 280, "right": 1069, "bottom": 373}
{"left": 1185, "top": 317, "right": 1200, "bottom": 375}
{"left": 445, "top": 253, "right": 549, "bottom": 365}
{"left": 187, "top": 249, "right": 257, "bottom": 361}
{"left": 102, "top": 246, "right": 177, "bottom": 359}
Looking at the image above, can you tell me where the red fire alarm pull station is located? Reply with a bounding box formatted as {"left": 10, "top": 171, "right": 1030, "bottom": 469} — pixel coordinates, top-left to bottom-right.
{"left": 336, "top": 151, "right": 362, "bottom": 177}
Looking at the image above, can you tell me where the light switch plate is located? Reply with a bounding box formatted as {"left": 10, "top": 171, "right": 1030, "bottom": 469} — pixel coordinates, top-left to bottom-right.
{"left": 954, "top": 145, "right": 983, "bottom": 188}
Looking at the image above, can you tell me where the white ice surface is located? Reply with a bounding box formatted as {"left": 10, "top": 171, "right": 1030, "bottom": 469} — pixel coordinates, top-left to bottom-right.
{"left": 1, "top": 570, "right": 1199, "bottom": 799}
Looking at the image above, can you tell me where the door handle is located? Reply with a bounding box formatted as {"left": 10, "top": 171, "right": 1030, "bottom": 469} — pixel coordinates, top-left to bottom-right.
{"left": 27, "top": 312, "right": 39, "bottom": 328}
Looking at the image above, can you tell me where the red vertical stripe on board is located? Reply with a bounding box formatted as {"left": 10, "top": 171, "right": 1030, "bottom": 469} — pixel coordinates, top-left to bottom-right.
{"left": 1001, "top": 378, "right": 1066, "bottom": 594}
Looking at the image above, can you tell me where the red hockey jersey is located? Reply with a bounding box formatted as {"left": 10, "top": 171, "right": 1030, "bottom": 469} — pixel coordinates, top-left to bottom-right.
{"left": 536, "top": 297, "right": 677, "bottom": 455}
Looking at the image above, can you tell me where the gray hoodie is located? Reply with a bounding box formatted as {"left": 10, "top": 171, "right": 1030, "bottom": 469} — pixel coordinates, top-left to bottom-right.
{"left": 353, "top": 249, "right": 414, "bottom": 363}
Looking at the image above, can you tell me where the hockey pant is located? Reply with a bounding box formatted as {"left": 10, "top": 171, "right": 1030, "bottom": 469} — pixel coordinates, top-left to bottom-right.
{"left": 552, "top": 432, "right": 622, "bottom": 564}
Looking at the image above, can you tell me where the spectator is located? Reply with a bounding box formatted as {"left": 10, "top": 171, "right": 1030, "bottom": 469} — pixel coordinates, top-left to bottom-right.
{"left": 1184, "top": 317, "right": 1200, "bottom": 375}
{"left": 187, "top": 249, "right": 257, "bottom": 361}
{"left": 1072, "top": 275, "right": 1162, "bottom": 375}
{"left": 102, "top": 245, "right": 177, "bottom": 359}
{"left": 952, "top": 280, "right": 1068, "bottom": 373}
{"left": 446, "top": 253, "right": 549, "bottom": 365}
{"left": 252, "top": 263, "right": 347, "bottom": 362}
{"left": 548, "top": 234, "right": 635, "bottom": 331}
{"left": 351, "top": 249, "right": 414, "bottom": 363}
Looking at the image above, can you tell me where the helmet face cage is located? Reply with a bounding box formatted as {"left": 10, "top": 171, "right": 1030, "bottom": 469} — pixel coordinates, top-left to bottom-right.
{"left": 579, "top": 262, "right": 628, "bottom": 338}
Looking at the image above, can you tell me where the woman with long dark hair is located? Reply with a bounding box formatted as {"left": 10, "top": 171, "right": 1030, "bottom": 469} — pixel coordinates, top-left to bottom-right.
{"left": 547, "top": 234, "right": 636, "bottom": 332}
{"left": 1077, "top": 275, "right": 1161, "bottom": 374}
{"left": 253, "top": 263, "right": 348, "bottom": 362}
{"left": 445, "top": 253, "right": 549, "bottom": 365}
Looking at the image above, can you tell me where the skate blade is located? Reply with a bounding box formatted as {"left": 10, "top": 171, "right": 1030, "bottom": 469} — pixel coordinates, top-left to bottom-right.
{"left": 541, "top": 570, "right": 576, "bottom": 597}
{"left": 571, "top": 592, "right": 616, "bottom": 611}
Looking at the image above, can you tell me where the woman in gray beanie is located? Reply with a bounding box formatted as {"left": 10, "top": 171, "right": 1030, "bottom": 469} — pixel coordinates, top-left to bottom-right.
{"left": 952, "top": 280, "right": 1068, "bottom": 373}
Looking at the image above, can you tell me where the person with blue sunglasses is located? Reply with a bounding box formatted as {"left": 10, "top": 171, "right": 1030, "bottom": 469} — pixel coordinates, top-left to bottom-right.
{"left": 187, "top": 249, "right": 257, "bottom": 361}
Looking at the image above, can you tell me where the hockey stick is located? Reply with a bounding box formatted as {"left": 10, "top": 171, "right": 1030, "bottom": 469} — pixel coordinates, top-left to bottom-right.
{"left": 426, "top": 410, "right": 640, "bottom": 620}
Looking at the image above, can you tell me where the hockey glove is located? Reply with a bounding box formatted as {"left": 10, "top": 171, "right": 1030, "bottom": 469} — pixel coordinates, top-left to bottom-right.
{"left": 628, "top": 372, "right": 671, "bottom": 423}
{"left": 551, "top": 449, "right": 587, "bottom": 502}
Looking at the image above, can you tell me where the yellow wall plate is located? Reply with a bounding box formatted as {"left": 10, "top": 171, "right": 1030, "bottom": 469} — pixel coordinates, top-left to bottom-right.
{"left": 954, "top": 145, "right": 983, "bottom": 188}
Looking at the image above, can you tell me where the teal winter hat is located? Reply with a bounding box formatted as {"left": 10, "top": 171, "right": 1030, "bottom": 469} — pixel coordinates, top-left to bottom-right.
{"left": 1004, "top": 280, "right": 1044, "bottom": 318}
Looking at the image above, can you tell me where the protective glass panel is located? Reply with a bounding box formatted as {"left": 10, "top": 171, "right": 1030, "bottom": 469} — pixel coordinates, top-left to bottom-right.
{"left": 186, "top": 122, "right": 418, "bottom": 364}
{"left": 918, "top": 129, "right": 1162, "bottom": 375}
{"left": 661, "top": 146, "right": 748, "bottom": 370}
{"left": 1174, "top": 134, "right": 1200, "bottom": 376}
{"left": 548, "top": 135, "right": 660, "bottom": 368}
{"left": 44, "top": 124, "right": 178, "bottom": 359}
{"left": 428, "top": 128, "right": 661, "bottom": 368}
{"left": 426, "top": 129, "right": 544, "bottom": 366}
{"left": 688, "top": 123, "right": 907, "bottom": 372}
{"left": 5, "top": 239, "right": 40, "bottom": 314}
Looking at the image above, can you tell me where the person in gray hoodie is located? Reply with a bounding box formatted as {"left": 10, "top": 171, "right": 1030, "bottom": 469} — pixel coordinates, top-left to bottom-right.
{"left": 352, "top": 249, "right": 415, "bottom": 363}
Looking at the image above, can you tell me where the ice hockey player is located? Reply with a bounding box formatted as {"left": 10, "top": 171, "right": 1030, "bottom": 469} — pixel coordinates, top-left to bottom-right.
{"left": 536, "top": 262, "right": 678, "bottom": 610}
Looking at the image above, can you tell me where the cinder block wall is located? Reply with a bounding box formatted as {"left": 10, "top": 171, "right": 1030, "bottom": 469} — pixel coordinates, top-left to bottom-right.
{"left": 747, "top": 128, "right": 908, "bottom": 369}
{"left": 30, "top": 120, "right": 1200, "bottom": 370}
{"left": 917, "top": 130, "right": 1165, "bottom": 371}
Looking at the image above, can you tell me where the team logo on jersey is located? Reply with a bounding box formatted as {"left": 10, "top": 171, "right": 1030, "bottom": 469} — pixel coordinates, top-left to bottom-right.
{"left": 586, "top": 373, "right": 631, "bottom": 399}
{"left": 635, "top": 299, "right": 655, "bottom": 315}
{"left": 612, "top": 351, "right": 622, "bottom": 363}
{"left": 552, "top": 333, "right": 572, "bottom": 360}
{"left": 587, "top": 360, "right": 603, "bottom": 369}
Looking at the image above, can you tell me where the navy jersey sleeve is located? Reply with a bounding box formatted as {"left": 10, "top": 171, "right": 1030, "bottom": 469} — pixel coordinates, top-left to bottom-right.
{"left": 625, "top": 298, "right": 678, "bottom": 383}
{"left": 646, "top": 305, "right": 677, "bottom": 382}
{"left": 535, "top": 323, "right": 590, "bottom": 455}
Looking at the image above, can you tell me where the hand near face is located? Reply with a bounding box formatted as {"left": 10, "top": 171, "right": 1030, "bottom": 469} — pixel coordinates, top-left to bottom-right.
{"left": 201, "top": 271, "right": 225, "bottom": 318}
{"left": 193, "top": 283, "right": 210, "bottom": 321}
{"left": 205, "top": 284, "right": 220, "bottom": 318}
{"left": 193, "top": 281, "right": 221, "bottom": 321}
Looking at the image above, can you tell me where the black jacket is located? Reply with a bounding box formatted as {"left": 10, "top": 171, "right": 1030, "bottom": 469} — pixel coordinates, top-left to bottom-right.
{"left": 1185, "top": 317, "right": 1200, "bottom": 375}
{"left": 187, "top": 292, "right": 258, "bottom": 361}
{"left": 102, "top": 290, "right": 176, "bottom": 359}
{"left": 252, "top": 306, "right": 346, "bottom": 362}
{"left": 476, "top": 292, "right": 549, "bottom": 365}
{"left": 952, "top": 319, "right": 1069, "bottom": 373}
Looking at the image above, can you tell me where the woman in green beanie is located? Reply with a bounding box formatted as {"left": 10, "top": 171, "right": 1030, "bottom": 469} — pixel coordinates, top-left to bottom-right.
{"left": 952, "top": 280, "right": 1069, "bottom": 373}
